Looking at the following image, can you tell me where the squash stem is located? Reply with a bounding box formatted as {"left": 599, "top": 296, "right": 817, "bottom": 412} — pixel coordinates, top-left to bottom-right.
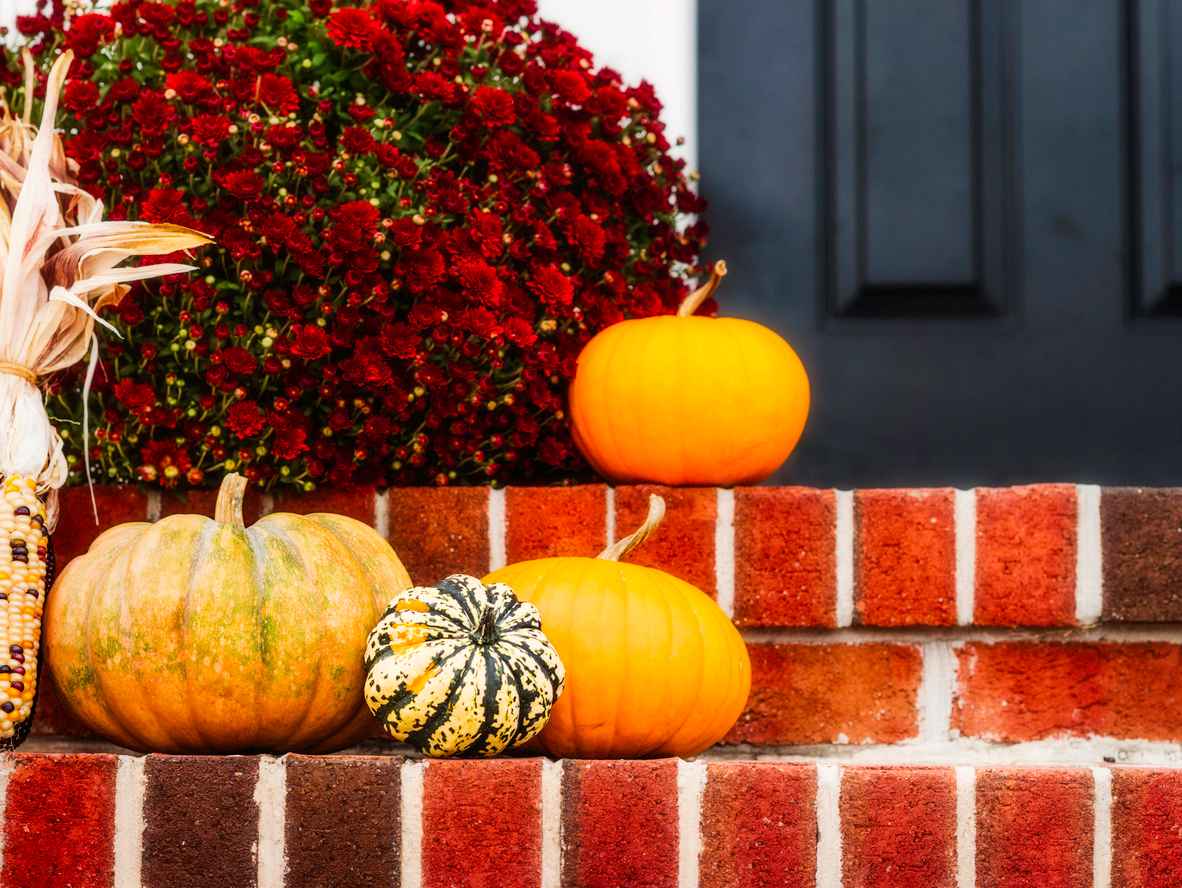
{"left": 214, "top": 473, "right": 249, "bottom": 527}
{"left": 475, "top": 606, "right": 498, "bottom": 644}
{"left": 676, "top": 260, "right": 728, "bottom": 317}
{"left": 597, "top": 494, "right": 666, "bottom": 561}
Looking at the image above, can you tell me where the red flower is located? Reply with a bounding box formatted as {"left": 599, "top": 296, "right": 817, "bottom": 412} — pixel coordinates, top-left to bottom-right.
{"left": 220, "top": 347, "right": 258, "bottom": 375}
{"left": 469, "top": 86, "right": 516, "bottom": 127}
{"left": 217, "top": 170, "right": 265, "bottom": 200}
{"left": 326, "top": 8, "right": 381, "bottom": 51}
{"left": 113, "top": 378, "right": 156, "bottom": 410}
{"left": 256, "top": 73, "right": 300, "bottom": 113}
{"left": 141, "top": 189, "right": 197, "bottom": 228}
{"left": 166, "top": 71, "right": 214, "bottom": 102}
{"left": 290, "top": 325, "right": 331, "bottom": 361}
{"left": 189, "top": 114, "right": 232, "bottom": 147}
{"left": 341, "top": 126, "right": 376, "bottom": 155}
{"left": 63, "top": 80, "right": 100, "bottom": 113}
{"left": 552, "top": 70, "right": 591, "bottom": 105}
{"left": 64, "top": 13, "right": 117, "bottom": 57}
{"left": 528, "top": 264, "right": 574, "bottom": 306}
{"left": 226, "top": 400, "right": 267, "bottom": 438}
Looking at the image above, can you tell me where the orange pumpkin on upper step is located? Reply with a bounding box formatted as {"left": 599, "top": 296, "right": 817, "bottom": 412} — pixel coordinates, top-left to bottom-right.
{"left": 569, "top": 260, "right": 810, "bottom": 486}
{"left": 485, "top": 495, "right": 750, "bottom": 758}
{"left": 44, "top": 473, "right": 411, "bottom": 753}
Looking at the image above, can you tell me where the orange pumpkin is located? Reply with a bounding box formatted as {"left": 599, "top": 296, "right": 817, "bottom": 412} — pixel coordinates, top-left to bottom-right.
{"left": 484, "top": 496, "right": 749, "bottom": 758}
{"left": 569, "top": 261, "right": 810, "bottom": 486}
{"left": 44, "top": 474, "right": 411, "bottom": 753}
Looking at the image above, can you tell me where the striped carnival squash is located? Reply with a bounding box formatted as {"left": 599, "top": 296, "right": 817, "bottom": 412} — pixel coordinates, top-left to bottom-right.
{"left": 364, "top": 575, "right": 565, "bottom": 757}
{"left": 45, "top": 473, "right": 411, "bottom": 753}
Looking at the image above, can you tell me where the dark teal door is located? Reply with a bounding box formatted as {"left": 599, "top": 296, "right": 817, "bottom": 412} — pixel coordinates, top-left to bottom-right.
{"left": 699, "top": 0, "right": 1182, "bottom": 486}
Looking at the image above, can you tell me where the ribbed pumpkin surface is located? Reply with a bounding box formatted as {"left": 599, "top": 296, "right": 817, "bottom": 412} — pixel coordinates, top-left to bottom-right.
{"left": 44, "top": 477, "right": 410, "bottom": 753}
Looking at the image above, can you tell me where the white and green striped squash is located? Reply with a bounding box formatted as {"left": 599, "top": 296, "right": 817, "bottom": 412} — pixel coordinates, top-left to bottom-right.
{"left": 363, "top": 574, "right": 565, "bottom": 757}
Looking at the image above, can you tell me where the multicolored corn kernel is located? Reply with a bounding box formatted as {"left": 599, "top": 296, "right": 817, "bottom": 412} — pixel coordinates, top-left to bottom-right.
{"left": 0, "top": 476, "right": 47, "bottom": 744}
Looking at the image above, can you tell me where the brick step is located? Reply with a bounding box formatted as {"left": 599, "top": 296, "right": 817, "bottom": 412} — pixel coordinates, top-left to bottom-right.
{"left": 3, "top": 753, "right": 1179, "bottom": 887}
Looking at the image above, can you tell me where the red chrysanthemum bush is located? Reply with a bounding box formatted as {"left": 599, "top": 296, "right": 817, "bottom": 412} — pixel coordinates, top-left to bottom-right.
{"left": 5, "top": 0, "right": 706, "bottom": 490}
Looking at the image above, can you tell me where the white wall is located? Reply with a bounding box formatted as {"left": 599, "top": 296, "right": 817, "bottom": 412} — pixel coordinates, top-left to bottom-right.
{"left": 2, "top": 0, "right": 697, "bottom": 163}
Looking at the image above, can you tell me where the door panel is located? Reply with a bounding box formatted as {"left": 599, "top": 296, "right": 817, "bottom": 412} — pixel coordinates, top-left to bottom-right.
{"left": 699, "top": 0, "right": 1181, "bottom": 486}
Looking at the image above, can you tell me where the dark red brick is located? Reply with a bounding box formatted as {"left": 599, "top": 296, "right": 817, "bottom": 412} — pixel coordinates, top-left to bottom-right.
{"left": 159, "top": 485, "right": 264, "bottom": 524}
{"left": 562, "top": 759, "right": 678, "bottom": 888}
{"left": 1102, "top": 488, "right": 1182, "bottom": 622}
{"left": 423, "top": 759, "right": 541, "bottom": 888}
{"left": 854, "top": 489, "right": 956, "bottom": 626}
{"left": 285, "top": 755, "right": 400, "bottom": 888}
{"left": 271, "top": 485, "right": 376, "bottom": 523}
{"left": 726, "top": 643, "right": 921, "bottom": 746}
{"left": 841, "top": 766, "right": 956, "bottom": 888}
{"left": 976, "top": 485, "right": 1077, "bottom": 626}
{"left": 142, "top": 755, "right": 259, "bottom": 888}
{"left": 976, "top": 768, "right": 1092, "bottom": 888}
{"left": 615, "top": 485, "right": 716, "bottom": 595}
{"left": 700, "top": 762, "right": 816, "bottom": 888}
{"left": 733, "top": 487, "right": 835, "bottom": 627}
{"left": 954, "top": 642, "right": 1182, "bottom": 742}
{"left": 3, "top": 753, "right": 117, "bottom": 888}
{"left": 1112, "top": 768, "right": 1182, "bottom": 888}
{"left": 387, "top": 487, "right": 489, "bottom": 584}
{"left": 506, "top": 485, "right": 606, "bottom": 562}
{"left": 54, "top": 485, "right": 149, "bottom": 566}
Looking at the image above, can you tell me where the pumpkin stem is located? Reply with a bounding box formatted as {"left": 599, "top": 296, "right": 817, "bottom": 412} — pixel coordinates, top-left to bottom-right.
{"left": 676, "top": 260, "right": 728, "bottom": 317}
{"left": 475, "top": 605, "right": 499, "bottom": 645}
{"left": 597, "top": 494, "right": 666, "bottom": 561}
{"left": 214, "top": 472, "right": 249, "bottom": 528}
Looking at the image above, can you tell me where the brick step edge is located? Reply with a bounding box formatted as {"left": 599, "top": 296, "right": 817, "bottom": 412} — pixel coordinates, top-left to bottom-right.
{"left": 3, "top": 753, "right": 1180, "bottom": 888}
{"left": 54, "top": 482, "right": 1182, "bottom": 628}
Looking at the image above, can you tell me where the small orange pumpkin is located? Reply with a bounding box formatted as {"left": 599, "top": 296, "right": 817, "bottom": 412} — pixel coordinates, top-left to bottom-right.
{"left": 485, "top": 496, "right": 749, "bottom": 758}
{"left": 44, "top": 474, "right": 411, "bottom": 753}
{"left": 569, "top": 261, "right": 809, "bottom": 486}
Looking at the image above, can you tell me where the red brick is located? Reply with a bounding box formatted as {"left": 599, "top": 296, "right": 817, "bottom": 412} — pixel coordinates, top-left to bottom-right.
{"left": 1112, "top": 768, "right": 1182, "bottom": 888}
{"left": 506, "top": 485, "right": 606, "bottom": 562}
{"left": 976, "top": 768, "right": 1093, "bottom": 888}
{"left": 854, "top": 489, "right": 955, "bottom": 626}
{"left": 841, "top": 766, "right": 956, "bottom": 888}
{"left": 142, "top": 755, "right": 259, "bottom": 888}
{"left": 563, "top": 759, "right": 678, "bottom": 888}
{"left": 388, "top": 487, "right": 489, "bottom": 584}
{"left": 726, "top": 643, "right": 921, "bottom": 746}
{"left": 424, "top": 759, "right": 541, "bottom": 888}
{"left": 700, "top": 762, "right": 816, "bottom": 888}
{"left": 159, "top": 485, "right": 264, "bottom": 524}
{"left": 2, "top": 753, "right": 117, "bottom": 888}
{"left": 615, "top": 485, "right": 717, "bottom": 595}
{"left": 285, "top": 755, "right": 400, "bottom": 888}
{"left": 976, "top": 485, "right": 1077, "bottom": 626}
{"left": 954, "top": 642, "right": 1182, "bottom": 742}
{"left": 733, "top": 487, "right": 835, "bottom": 627}
{"left": 271, "top": 484, "right": 376, "bottom": 523}
{"left": 54, "top": 485, "right": 148, "bottom": 566}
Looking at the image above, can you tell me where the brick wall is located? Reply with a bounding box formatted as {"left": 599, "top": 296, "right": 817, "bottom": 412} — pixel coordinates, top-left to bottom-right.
{"left": 4, "top": 753, "right": 1182, "bottom": 888}
{"left": 37, "top": 483, "right": 1182, "bottom": 754}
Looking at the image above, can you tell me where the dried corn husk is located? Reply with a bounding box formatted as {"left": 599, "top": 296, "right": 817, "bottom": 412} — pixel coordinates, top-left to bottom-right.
{"left": 0, "top": 50, "right": 210, "bottom": 524}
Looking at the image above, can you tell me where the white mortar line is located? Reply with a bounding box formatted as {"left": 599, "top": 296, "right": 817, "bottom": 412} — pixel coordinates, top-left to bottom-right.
{"left": 604, "top": 487, "right": 616, "bottom": 548}
{"left": 954, "top": 490, "right": 976, "bottom": 625}
{"left": 145, "top": 490, "right": 162, "bottom": 522}
{"left": 0, "top": 755, "right": 13, "bottom": 876}
{"left": 714, "top": 489, "right": 735, "bottom": 618}
{"left": 541, "top": 759, "right": 563, "bottom": 888}
{"left": 374, "top": 489, "right": 390, "bottom": 539}
{"left": 114, "top": 755, "right": 145, "bottom": 888}
{"left": 1092, "top": 766, "right": 1112, "bottom": 888}
{"left": 1077, "top": 485, "right": 1103, "bottom": 626}
{"left": 259, "top": 493, "right": 275, "bottom": 517}
{"left": 835, "top": 491, "right": 854, "bottom": 628}
{"left": 401, "top": 760, "right": 426, "bottom": 888}
{"left": 816, "top": 762, "right": 843, "bottom": 888}
{"left": 487, "top": 488, "right": 506, "bottom": 572}
{"left": 918, "top": 642, "right": 956, "bottom": 742}
{"left": 740, "top": 623, "right": 1182, "bottom": 646}
{"left": 677, "top": 760, "right": 706, "bottom": 888}
{"left": 955, "top": 766, "right": 976, "bottom": 888}
{"left": 255, "top": 756, "right": 286, "bottom": 888}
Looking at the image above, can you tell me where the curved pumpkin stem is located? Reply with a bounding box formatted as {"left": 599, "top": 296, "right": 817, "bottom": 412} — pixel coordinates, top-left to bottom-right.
{"left": 598, "top": 494, "right": 665, "bottom": 561}
{"left": 676, "top": 260, "right": 728, "bottom": 317}
{"left": 214, "top": 472, "right": 249, "bottom": 528}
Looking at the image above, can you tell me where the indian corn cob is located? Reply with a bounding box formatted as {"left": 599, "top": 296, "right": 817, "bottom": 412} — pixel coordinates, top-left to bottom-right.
{"left": 0, "top": 50, "right": 210, "bottom": 747}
